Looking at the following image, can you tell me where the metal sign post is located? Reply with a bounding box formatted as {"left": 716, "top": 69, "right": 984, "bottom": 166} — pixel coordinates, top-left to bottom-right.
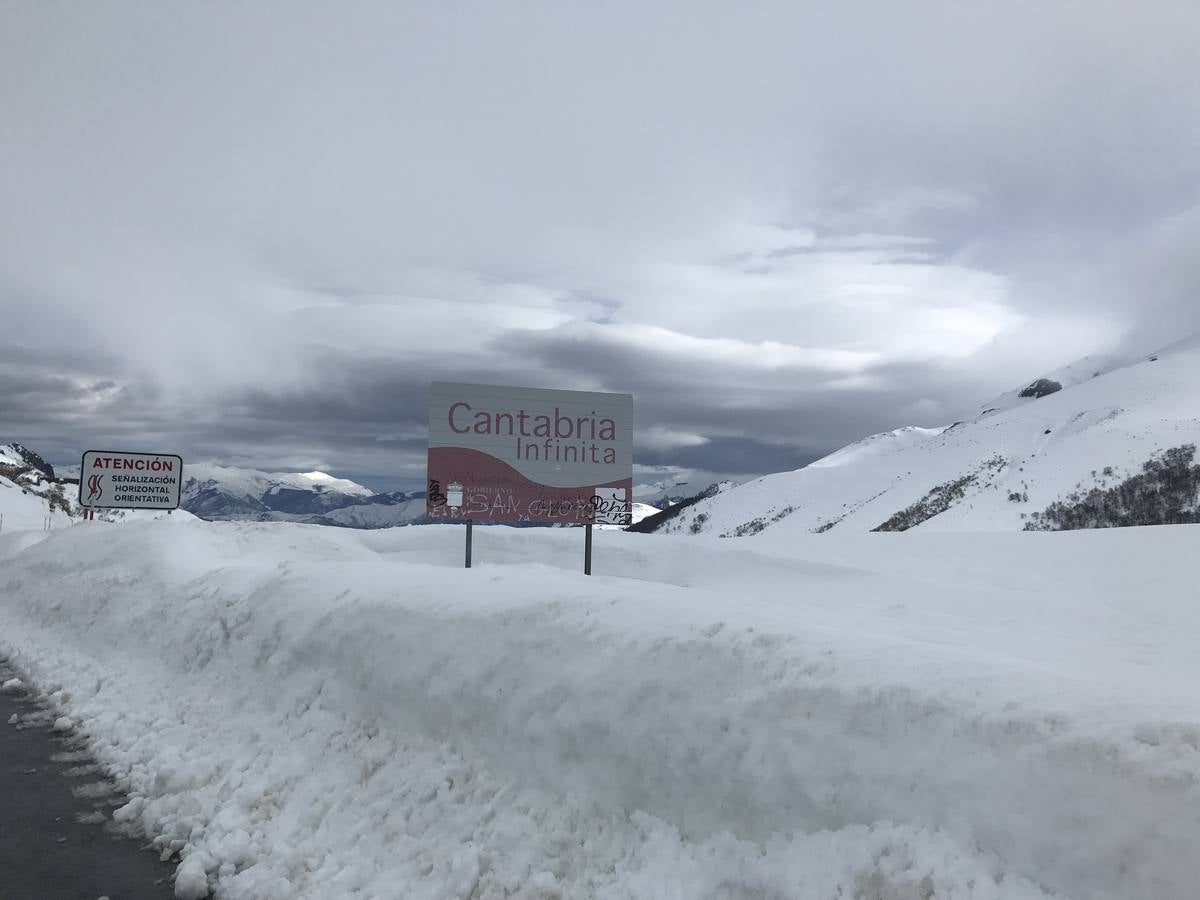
{"left": 584, "top": 523, "right": 593, "bottom": 576}
{"left": 465, "top": 520, "right": 473, "bottom": 568}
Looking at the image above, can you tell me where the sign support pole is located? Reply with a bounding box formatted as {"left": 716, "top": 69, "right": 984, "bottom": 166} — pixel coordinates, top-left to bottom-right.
{"left": 465, "top": 519, "right": 473, "bottom": 568}
{"left": 584, "top": 523, "right": 593, "bottom": 576}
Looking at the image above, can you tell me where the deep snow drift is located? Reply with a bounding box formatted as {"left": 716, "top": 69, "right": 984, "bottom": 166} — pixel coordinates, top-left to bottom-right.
{"left": 1, "top": 519, "right": 1198, "bottom": 898}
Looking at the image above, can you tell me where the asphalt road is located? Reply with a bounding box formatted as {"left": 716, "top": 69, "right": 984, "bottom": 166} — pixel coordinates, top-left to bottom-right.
{"left": 0, "top": 659, "right": 179, "bottom": 900}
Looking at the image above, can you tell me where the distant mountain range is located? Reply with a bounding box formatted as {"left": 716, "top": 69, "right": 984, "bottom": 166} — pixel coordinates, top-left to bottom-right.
{"left": 6, "top": 453, "right": 661, "bottom": 530}
{"left": 177, "top": 464, "right": 431, "bottom": 527}
{"left": 12, "top": 333, "right": 1197, "bottom": 537}
{"left": 639, "top": 334, "right": 1200, "bottom": 536}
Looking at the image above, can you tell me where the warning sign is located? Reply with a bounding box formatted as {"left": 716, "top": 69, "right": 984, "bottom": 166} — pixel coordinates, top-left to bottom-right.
{"left": 78, "top": 450, "right": 183, "bottom": 510}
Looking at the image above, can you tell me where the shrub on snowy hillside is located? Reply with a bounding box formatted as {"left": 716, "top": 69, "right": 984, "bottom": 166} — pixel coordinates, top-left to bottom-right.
{"left": 0, "top": 463, "right": 33, "bottom": 485}
{"left": 872, "top": 475, "right": 978, "bottom": 532}
{"left": 722, "top": 505, "right": 797, "bottom": 537}
{"left": 44, "top": 483, "right": 72, "bottom": 515}
{"left": 1024, "top": 444, "right": 1200, "bottom": 531}
{"left": 872, "top": 456, "right": 1007, "bottom": 532}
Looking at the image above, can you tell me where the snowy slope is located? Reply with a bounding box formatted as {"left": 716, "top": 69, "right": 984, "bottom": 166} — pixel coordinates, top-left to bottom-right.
{"left": 0, "top": 442, "right": 75, "bottom": 532}
{"left": 320, "top": 493, "right": 431, "bottom": 528}
{"left": 0, "top": 441, "right": 56, "bottom": 475}
{"left": 1, "top": 521, "right": 1198, "bottom": 899}
{"left": 629, "top": 501, "right": 660, "bottom": 523}
{"left": 593, "top": 500, "right": 662, "bottom": 532}
{"left": 0, "top": 474, "right": 70, "bottom": 532}
{"left": 654, "top": 337, "right": 1200, "bottom": 536}
{"left": 974, "top": 351, "right": 1131, "bottom": 417}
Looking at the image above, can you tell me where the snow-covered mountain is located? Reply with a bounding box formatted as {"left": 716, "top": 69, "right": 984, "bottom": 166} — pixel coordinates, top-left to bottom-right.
{"left": 646, "top": 334, "right": 1200, "bottom": 536}
{"left": 629, "top": 501, "right": 662, "bottom": 524}
{"left": 183, "top": 464, "right": 369, "bottom": 517}
{"left": 314, "top": 492, "right": 431, "bottom": 529}
{"left": 179, "top": 463, "right": 430, "bottom": 527}
{"left": 632, "top": 480, "right": 694, "bottom": 509}
{"left": 0, "top": 442, "right": 57, "bottom": 481}
{"left": 0, "top": 442, "right": 74, "bottom": 531}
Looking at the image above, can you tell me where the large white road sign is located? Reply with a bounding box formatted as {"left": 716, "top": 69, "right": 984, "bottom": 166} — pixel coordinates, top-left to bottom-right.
{"left": 79, "top": 450, "right": 183, "bottom": 510}
{"left": 428, "top": 382, "right": 633, "bottom": 525}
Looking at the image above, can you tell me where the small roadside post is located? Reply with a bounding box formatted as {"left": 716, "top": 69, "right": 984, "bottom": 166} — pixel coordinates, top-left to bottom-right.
{"left": 584, "top": 523, "right": 593, "bottom": 575}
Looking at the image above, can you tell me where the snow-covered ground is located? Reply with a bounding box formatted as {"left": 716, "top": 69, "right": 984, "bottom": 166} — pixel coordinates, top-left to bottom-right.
{"left": 656, "top": 336, "right": 1200, "bottom": 536}
{"left": 1, "top": 519, "right": 1197, "bottom": 899}
{"left": 0, "top": 473, "right": 71, "bottom": 532}
{"left": 85, "top": 506, "right": 200, "bottom": 525}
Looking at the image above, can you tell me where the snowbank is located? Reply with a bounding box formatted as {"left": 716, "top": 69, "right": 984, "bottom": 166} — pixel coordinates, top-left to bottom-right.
{"left": 1, "top": 520, "right": 1197, "bottom": 899}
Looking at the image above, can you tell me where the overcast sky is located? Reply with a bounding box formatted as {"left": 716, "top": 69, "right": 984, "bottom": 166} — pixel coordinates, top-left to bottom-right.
{"left": 3, "top": 2, "right": 1198, "bottom": 494}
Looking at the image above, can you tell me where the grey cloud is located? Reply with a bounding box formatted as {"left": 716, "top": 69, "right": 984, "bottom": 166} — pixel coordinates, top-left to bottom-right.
{"left": 635, "top": 437, "right": 820, "bottom": 478}
{"left": 2, "top": 2, "right": 1199, "bottom": 488}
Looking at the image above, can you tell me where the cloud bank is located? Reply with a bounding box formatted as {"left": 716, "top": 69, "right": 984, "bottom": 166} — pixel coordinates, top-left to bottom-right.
{"left": 3, "top": 2, "right": 1198, "bottom": 491}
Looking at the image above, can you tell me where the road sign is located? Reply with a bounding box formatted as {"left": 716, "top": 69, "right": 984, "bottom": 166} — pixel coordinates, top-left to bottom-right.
{"left": 79, "top": 451, "right": 183, "bottom": 510}
{"left": 427, "top": 382, "right": 633, "bottom": 525}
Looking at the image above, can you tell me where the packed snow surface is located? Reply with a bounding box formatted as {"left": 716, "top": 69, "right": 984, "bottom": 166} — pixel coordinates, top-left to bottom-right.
{"left": 1, "top": 520, "right": 1198, "bottom": 899}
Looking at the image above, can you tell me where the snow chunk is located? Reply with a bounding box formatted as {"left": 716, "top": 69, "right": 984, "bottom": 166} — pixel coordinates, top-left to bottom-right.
{"left": 1, "top": 677, "right": 23, "bottom": 691}
{"left": 175, "top": 853, "right": 212, "bottom": 899}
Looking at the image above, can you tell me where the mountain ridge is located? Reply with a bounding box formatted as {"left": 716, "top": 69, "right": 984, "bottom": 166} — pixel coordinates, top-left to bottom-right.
{"left": 641, "top": 334, "right": 1200, "bottom": 536}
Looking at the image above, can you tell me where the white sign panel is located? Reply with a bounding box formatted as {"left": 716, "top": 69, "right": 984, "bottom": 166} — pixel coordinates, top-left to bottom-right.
{"left": 592, "top": 487, "right": 629, "bottom": 525}
{"left": 79, "top": 450, "right": 183, "bottom": 510}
